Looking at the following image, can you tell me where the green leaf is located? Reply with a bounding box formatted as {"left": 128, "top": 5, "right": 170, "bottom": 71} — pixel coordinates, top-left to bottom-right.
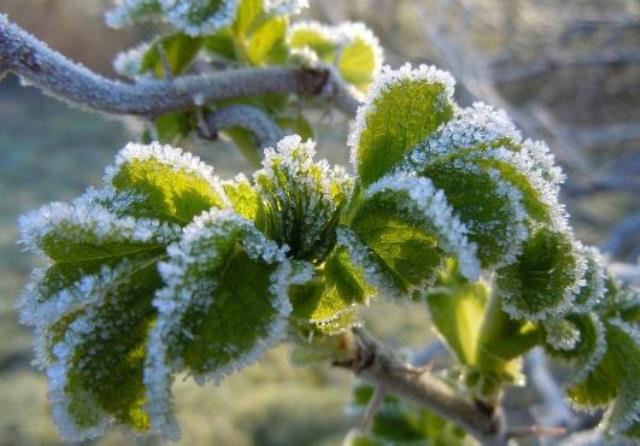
{"left": 234, "top": 0, "right": 264, "bottom": 36}
{"left": 203, "top": 31, "right": 236, "bottom": 60}
{"left": 496, "top": 227, "right": 585, "bottom": 320}
{"left": 426, "top": 261, "right": 488, "bottom": 365}
{"left": 290, "top": 247, "right": 373, "bottom": 326}
{"left": 140, "top": 33, "right": 203, "bottom": 78}
{"left": 105, "top": 0, "right": 163, "bottom": 28}
{"left": 344, "top": 172, "right": 482, "bottom": 299}
{"left": 597, "top": 320, "right": 640, "bottom": 437}
{"left": 148, "top": 210, "right": 292, "bottom": 388}
{"left": 545, "top": 313, "right": 607, "bottom": 386}
{"left": 343, "top": 217, "right": 439, "bottom": 299}
{"left": 246, "top": 16, "right": 288, "bottom": 65}
{"left": 338, "top": 35, "right": 379, "bottom": 93}
{"left": 154, "top": 111, "right": 193, "bottom": 143}
{"left": 222, "top": 174, "right": 261, "bottom": 220}
{"left": 288, "top": 23, "right": 337, "bottom": 62}
{"left": 45, "top": 255, "right": 166, "bottom": 439}
{"left": 17, "top": 199, "right": 177, "bottom": 376}
{"left": 566, "top": 336, "right": 619, "bottom": 409}
{"left": 419, "top": 159, "right": 527, "bottom": 269}
{"left": 396, "top": 104, "right": 565, "bottom": 230}
{"left": 106, "top": 142, "right": 227, "bottom": 225}
{"left": 567, "top": 319, "right": 640, "bottom": 438}
{"left": 350, "top": 65, "right": 455, "bottom": 187}
{"left": 161, "top": 0, "right": 239, "bottom": 36}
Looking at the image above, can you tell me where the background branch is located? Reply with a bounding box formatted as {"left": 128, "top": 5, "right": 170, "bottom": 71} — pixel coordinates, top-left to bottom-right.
{"left": 0, "top": 15, "right": 355, "bottom": 118}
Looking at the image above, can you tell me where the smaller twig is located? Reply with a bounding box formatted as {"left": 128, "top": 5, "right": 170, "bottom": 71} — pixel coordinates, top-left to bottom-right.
{"left": 205, "top": 104, "right": 284, "bottom": 150}
{"left": 359, "top": 383, "right": 386, "bottom": 431}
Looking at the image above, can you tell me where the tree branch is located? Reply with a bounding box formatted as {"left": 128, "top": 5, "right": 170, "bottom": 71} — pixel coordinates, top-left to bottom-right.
{"left": 335, "top": 326, "right": 508, "bottom": 446}
{"left": 204, "top": 104, "right": 284, "bottom": 150}
{"left": 0, "top": 15, "right": 356, "bottom": 118}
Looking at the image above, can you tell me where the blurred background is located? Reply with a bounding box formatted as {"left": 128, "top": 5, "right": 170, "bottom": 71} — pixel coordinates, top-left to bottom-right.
{"left": 0, "top": 0, "right": 638, "bottom": 444}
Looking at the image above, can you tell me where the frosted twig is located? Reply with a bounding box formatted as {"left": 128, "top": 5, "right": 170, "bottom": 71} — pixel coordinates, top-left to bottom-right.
{"left": 0, "top": 15, "right": 359, "bottom": 117}
{"left": 205, "top": 104, "right": 284, "bottom": 150}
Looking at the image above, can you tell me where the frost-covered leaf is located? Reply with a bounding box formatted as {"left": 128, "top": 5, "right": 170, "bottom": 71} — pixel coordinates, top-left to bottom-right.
{"left": 349, "top": 64, "right": 455, "bottom": 187}
{"left": 425, "top": 260, "right": 488, "bottom": 365}
{"left": 288, "top": 21, "right": 337, "bottom": 62}
{"left": 545, "top": 313, "right": 606, "bottom": 387}
{"left": 113, "top": 42, "right": 151, "bottom": 79}
{"left": 603, "top": 320, "right": 640, "bottom": 438}
{"left": 568, "top": 319, "right": 640, "bottom": 438}
{"left": 543, "top": 318, "right": 581, "bottom": 352}
{"left": 222, "top": 174, "right": 261, "bottom": 220}
{"left": 263, "top": 0, "right": 308, "bottom": 16}
{"left": 290, "top": 247, "right": 372, "bottom": 328}
{"left": 397, "top": 103, "right": 567, "bottom": 230}
{"left": 572, "top": 246, "right": 607, "bottom": 312}
{"left": 45, "top": 256, "right": 163, "bottom": 440}
{"left": 419, "top": 159, "right": 528, "bottom": 269}
{"left": 19, "top": 201, "right": 177, "bottom": 265}
{"left": 253, "top": 135, "right": 353, "bottom": 262}
{"left": 288, "top": 21, "right": 383, "bottom": 94}
{"left": 105, "top": 0, "right": 163, "bottom": 28}
{"left": 140, "top": 33, "right": 203, "bottom": 78}
{"left": 105, "top": 142, "right": 227, "bottom": 224}
{"left": 17, "top": 200, "right": 178, "bottom": 333}
{"left": 343, "top": 172, "right": 480, "bottom": 299}
{"left": 146, "top": 209, "right": 293, "bottom": 432}
{"left": 159, "top": 0, "right": 240, "bottom": 36}
{"left": 246, "top": 16, "right": 288, "bottom": 65}
{"left": 496, "top": 227, "right": 586, "bottom": 321}
{"left": 337, "top": 23, "right": 383, "bottom": 93}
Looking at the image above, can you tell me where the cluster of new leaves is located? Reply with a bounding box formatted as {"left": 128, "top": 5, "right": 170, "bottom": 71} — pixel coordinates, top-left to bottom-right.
{"left": 107, "top": 0, "right": 383, "bottom": 158}
{"left": 18, "top": 58, "right": 640, "bottom": 442}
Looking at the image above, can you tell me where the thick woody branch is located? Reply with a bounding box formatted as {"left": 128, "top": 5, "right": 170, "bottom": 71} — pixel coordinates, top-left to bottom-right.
{"left": 0, "top": 15, "right": 359, "bottom": 118}
{"left": 335, "top": 327, "right": 508, "bottom": 446}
